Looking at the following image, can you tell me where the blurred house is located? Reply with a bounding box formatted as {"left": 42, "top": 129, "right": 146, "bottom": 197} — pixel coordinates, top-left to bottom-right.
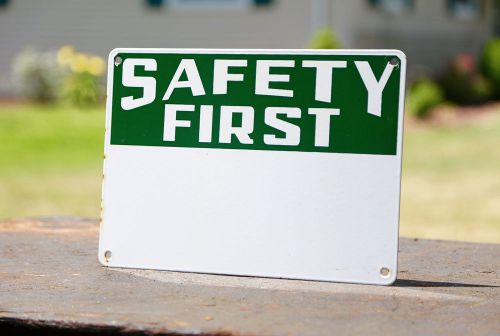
{"left": 0, "top": 0, "right": 498, "bottom": 94}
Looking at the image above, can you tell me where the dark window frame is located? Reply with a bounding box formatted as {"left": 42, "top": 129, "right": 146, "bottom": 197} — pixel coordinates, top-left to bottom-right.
{"left": 367, "top": 0, "right": 414, "bottom": 14}
{"left": 446, "top": 0, "right": 484, "bottom": 20}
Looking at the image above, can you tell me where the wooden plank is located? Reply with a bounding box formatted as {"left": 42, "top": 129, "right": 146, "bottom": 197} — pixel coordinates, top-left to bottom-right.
{"left": 0, "top": 217, "right": 499, "bottom": 335}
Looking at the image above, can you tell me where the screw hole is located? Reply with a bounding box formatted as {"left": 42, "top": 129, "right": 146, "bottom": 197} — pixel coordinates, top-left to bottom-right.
{"left": 389, "top": 57, "right": 399, "bottom": 66}
{"left": 104, "top": 250, "right": 112, "bottom": 262}
{"left": 380, "top": 267, "right": 391, "bottom": 278}
{"left": 114, "top": 56, "right": 122, "bottom": 66}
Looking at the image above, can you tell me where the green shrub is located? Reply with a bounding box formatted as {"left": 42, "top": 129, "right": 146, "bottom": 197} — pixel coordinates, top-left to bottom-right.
{"left": 440, "top": 53, "right": 493, "bottom": 105}
{"left": 57, "top": 46, "right": 106, "bottom": 107}
{"left": 407, "top": 79, "right": 444, "bottom": 118}
{"left": 480, "top": 38, "right": 500, "bottom": 97}
{"left": 308, "top": 27, "right": 342, "bottom": 49}
{"left": 11, "top": 45, "right": 105, "bottom": 107}
{"left": 12, "top": 48, "right": 62, "bottom": 102}
{"left": 61, "top": 72, "right": 104, "bottom": 108}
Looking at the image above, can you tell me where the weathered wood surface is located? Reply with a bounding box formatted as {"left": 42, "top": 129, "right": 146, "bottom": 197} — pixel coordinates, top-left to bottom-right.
{"left": 0, "top": 217, "right": 499, "bottom": 335}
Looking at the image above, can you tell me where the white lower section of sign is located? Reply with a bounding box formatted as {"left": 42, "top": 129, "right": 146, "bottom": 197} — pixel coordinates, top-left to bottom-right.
{"left": 100, "top": 146, "right": 400, "bottom": 285}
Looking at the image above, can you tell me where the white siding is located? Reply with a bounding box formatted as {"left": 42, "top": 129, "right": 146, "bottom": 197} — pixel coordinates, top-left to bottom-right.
{"left": 0, "top": 0, "right": 496, "bottom": 94}
{"left": 330, "top": 0, "right": 493, "bottom": 79}
{"left": 0, "top": 0, "right": 314, "bottom": 94}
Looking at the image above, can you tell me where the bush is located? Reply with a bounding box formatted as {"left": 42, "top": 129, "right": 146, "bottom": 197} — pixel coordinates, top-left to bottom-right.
{"left": 61, "top": 72, "right": 103, "bottom": 107}
{"left": 480, "top": 38, "right": 500, "bottom": 97}
{"left": 440, "top": 53, "right": 493, "bottom": 105}
{"left": 11, "top": 45, "right": 105, "bottom": 107}
{"left": 407, "top": 79, "right": 444, "bottom": 118}
{"left": 57, "top": 46, "right": 106, "bottom": 107}
{"left": 12, "top": 48, "right": 62, "bottom": 102}
{"left": 308, "top": 27, "right": 342, "bottom": 49}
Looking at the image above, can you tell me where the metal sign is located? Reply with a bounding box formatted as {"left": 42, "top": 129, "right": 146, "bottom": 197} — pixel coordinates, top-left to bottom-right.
{"left": 99, "top": 48, "right": 406, "bottom": 285}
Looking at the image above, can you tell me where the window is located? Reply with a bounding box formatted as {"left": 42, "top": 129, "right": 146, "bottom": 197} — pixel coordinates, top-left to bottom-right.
{"left": 494, "top": 0, "right": 500, "bottom": 35}
{"left": 368, "top": 0, "right": 413, "bottom": 13}
{"left": 254, "top": 0, "right": 272, "bottom": 5}
{"left": 145, "top": 0, "right": 164, "bottom": 7}
{"left": 170, "top": 0, "right": 248, "bottom": 9}
{"left": 0, "top": 0, "right": 10, "bottom": 9}
{"left": 448, "top": 0, "right": 482, "bottom": 19}
{"left": 144, "top": 0, "right": 272, "bottom": 9}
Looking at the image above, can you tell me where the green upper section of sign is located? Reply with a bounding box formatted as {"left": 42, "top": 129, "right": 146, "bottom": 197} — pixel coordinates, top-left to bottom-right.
{"left": 110, "top": 51, "right": 403, "bottom": 155}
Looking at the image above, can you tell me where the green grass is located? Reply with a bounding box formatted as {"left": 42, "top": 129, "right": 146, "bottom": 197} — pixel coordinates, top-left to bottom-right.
{"left": 400, "top": 114, "right": 500, "bottom": 243}
{"left": 1, "top": 103, "right": 499, "bottom": 243}
{"left": 0, "top": 104, "right": 104, "bottom": 218}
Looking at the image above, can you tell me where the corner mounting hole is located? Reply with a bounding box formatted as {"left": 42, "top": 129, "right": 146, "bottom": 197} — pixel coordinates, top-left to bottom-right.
{"left": 389, "top": 57, "right": 399, "bottom": 66}
{"left": 104, "top": 250, "right": 112, "bottom": 262}
{"left": 380, "top": 267, "right": 391, "bottom": 278}
{"left": 114, "top": 56, "right": 122, "bottom": 66}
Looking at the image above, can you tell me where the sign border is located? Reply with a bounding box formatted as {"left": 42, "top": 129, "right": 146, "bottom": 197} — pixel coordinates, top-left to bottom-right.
{"left": 99, "top": 48, "right": 406, "bottom": 285}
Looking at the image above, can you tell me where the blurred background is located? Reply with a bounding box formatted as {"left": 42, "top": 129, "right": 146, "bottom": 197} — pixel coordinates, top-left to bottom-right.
{"left": 0, "top": 0, "right": 499, "bottom": 243}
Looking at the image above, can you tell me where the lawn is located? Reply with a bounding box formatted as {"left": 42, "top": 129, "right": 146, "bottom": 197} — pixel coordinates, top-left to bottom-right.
{"left": 0, "top": 104, "right": 104, "bottom": 218}
{"left": 401, "top": 110, "right": 500, "bottom": 243}
{"left": 1, "top": 103, "right": 499, "bottom": 243}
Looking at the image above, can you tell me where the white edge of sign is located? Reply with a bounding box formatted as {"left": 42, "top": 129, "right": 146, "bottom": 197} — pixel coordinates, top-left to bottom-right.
{"left": 99, "top": 48, "right": 407, "bottom": 286}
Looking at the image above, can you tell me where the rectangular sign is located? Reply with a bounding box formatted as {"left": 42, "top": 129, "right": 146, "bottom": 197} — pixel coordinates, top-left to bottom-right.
{"left": 99, "top": 48, "right": 406, "bottom": 285}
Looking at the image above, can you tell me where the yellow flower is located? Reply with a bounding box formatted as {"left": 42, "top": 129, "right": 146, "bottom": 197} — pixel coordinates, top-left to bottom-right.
{"left": 57, "top": 45, "right": 75, "bottom": 66}
{"left": 88, "top": 56, "right": 105, "bottom": 76}
{"left": 71, "top": 53, "right": 89, "bottom": 73}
